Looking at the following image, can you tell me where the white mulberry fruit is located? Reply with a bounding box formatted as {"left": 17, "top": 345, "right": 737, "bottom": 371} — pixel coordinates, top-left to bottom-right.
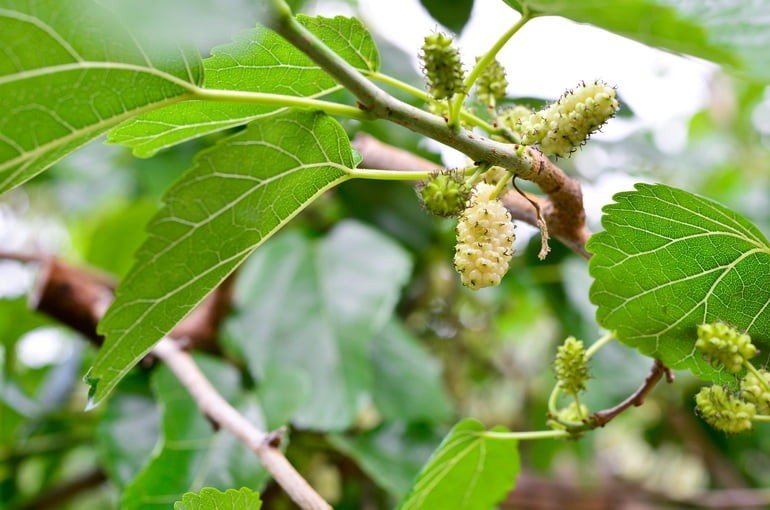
{"left": 520, "top": 81, "right": 619, "bottom": 157}
{"left": 454, "top": 183, "right": 515, "bottom": 290}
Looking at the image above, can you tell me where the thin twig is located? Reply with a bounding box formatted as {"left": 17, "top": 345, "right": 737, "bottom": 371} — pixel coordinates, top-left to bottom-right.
{"left": 512, "top": 177, "right": 550, "bottom": 260}
{"left": 583, "top": 359, "right": 673, "bottom": 430}
{"left": 152, "top": 339, "right": 330, "bottom": 510}
{"left": 19, "top": 256, "right": 331, "bottom": 510}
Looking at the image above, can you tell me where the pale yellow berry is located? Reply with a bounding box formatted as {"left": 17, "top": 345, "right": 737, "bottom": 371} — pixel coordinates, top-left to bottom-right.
{"left": 520, "top": 81, "right": 619, "bottom": 157}
{"left": 454, "top": 183, "right": 515, "bottom": 290}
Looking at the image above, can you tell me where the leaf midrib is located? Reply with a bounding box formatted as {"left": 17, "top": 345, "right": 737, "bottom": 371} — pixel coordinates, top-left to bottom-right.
{"left": 94, "top": 172, "right": 352, "bottom": 398}
{"left": 0, "top": 93, "right": 192, "bottom": 185}
{"left": 0, "top": 61, "right": 196, "bottom": 88}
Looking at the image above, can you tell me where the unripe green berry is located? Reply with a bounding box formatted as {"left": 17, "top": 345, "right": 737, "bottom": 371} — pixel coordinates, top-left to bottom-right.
{"left": 454, "top": 183, "right": 515, "bottom": 290}
{"left": 421, "top": 32, "right": 465, "bottom": 100}
{"left": 695, "top": 385, "right": 755, "bottom": 434}
{"left": 520, "top": 81, "right": 619, "bottom": 157}
{"left": 741, "top": 368, "right": 770, "bottom": 414}
{"left": 417, "top": 171, "right": 471, "bottom": 218}
{"left": 475, "top": 57, "right": 508, "bottom": 107}
{"left": 554, "top": 336, "right": 589, "bottom": 395}
{"left": 696, "top": 322, "right": 756, "bottom": 373}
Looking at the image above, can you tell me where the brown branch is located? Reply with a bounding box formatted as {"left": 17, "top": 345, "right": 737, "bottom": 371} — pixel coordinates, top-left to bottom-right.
{"left": 26, "top": 258, "right": 233, "bottom": 352}
{"left": 579, "top": 359, "right": 674, "bottom": 431}
{"left": 352, "top": 134, "right": 590, "bottom": 259}
{"left": 16, "top": 255, "right": 331, "bottom": 510}
{"left": 29, "top": 258, "right": 114, "bottom": 343}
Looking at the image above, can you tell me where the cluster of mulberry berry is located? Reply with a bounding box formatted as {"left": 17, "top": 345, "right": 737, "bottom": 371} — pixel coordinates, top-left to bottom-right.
{"left": 692, "top": 322, "right": 770, "bottom": 434}
{"left": 453, "top": 183, "right": 515, "bottom": 290}
{"left": 518, "top": 81, "right": 619, "bottom": 157}
{"left": 421, "top": 33, "right": 465, "bottom": 100}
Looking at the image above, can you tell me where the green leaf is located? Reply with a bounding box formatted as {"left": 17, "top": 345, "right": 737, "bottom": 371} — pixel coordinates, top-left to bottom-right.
{"left": 71, "top": 199, "right": 157, "bottom": 277}
{"left": 506, "top": 0, "right": 770, "bottom": 82}
{"left": 225, "top": 221, "right": 412, "bottom": 430}
{"left": 174, "top": 487, "right": 262, "bottom": 510}
{"left": 121, "top": 356, "right": 268, "bottom": 510}
{"left": 398, "top": 419, "right": 520, "bottom": 510}
{"left": 420, "top": 0, "right": 474, "bottom": 33}
{"left": 0, "top": 0, "right": 202, "bottom": 194}
{"left": 588, "top": 183, "right": 770, "bottom": 381}
{"left": 109, "top": 15, "right": 380, "bottom": 157}
{"left": 370, "top": 321, "right": 452, "bottom": 423}
{"left": 255, "top": 369, "right": 310, "bottom": 431}
{"left": 88, "top": 110, "right": 353, "bottom": 405}
{"left": 330, "top": 423, "right": 444, "bottom": 497}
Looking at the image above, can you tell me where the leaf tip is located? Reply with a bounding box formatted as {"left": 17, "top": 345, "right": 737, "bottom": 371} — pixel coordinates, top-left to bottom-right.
{"left": 84, "top": 370, "right": 102, "bottom": 411}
